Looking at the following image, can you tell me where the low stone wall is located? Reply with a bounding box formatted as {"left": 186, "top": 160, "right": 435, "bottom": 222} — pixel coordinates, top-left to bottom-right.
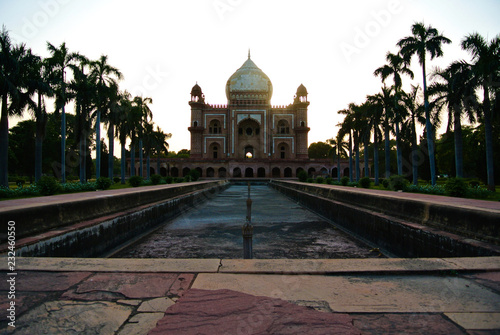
{"left": 271, "top": 180, "right": 500, "bottom": 258}
{"left": 1, "top": 181, "right": 229, "bottom": 257}
{"left": 0, "top": 181, "right": 227, "bottom": 241}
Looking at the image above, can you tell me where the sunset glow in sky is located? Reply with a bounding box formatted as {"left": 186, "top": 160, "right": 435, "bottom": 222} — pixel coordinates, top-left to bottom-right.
{"left": 2, "top": 0, "right": 500, "bottom": 152}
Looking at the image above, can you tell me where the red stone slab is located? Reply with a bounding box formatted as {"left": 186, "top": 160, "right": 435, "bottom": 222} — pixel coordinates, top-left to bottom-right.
{"left": 351, "top": 313, "right": 466, "bottom": 334}
{"left": 149, "top": 288, "right": 359, "bottom": 335}
{"left": 0, "top": 291, "right": 57, "bottom": 320}
{"left": 74, "top": 273, "right": 184, "bottom": 299}
{"left": 0, "top": 271, "right": 92, "bottom": 292}
{"left": 464, "top": 271, "right": 500, "bottom": 293}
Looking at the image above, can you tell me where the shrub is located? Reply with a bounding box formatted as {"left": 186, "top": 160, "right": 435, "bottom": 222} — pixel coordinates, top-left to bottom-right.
{"left": 60, "top": 181, "right": 97, "bottom": 193}
{"left": 188, "top": 169, "right": 200, "bottom": 181}
{"left": 297, "top": 170, "right": 308, "bottom": 182}
{"left": 466, "top": 186, "right": 492, "bottom": 199}
{"left": 359, "top": 177, "right": 371, "bottom": 189}
{"left": 382, "top": 178, "right": 390, "bottom": 189}
{"left": 67, "top": 175, "right": 79, "bottom": 181}
{"left": 315, "top": 176, "right": 324, "bottom": 184}
{"left": 325, "top": 177, "right": 333, "bottom": 185}
{"left": 36, "top": 176, "right": 60, "bottom": 196}
{"left": 389, "top": 175, "right": 408, "bottom": 191}
{"left": 128, "top": 175, "right": 143, "bottom": 187}
{"left": 96, "top": 177, "right": 112, "bottom": 190}
{"left": 165, "top": 176, "right": 173, "bottom": 184}
{"left": 444, "top": 178, "right": 468, "bottom": 197}
{"left": 406, "top": 184, "right": 445, "bottom": 195}
{"left": 174, "top": 177, "right": 184, "bottom": 183}
{"left": 306, "top": 178, "right": 314, "bottom": 183}
{"left": 340, "top": 176, "right": 349, "bottom": 186}
{"left": 184, "top": 175, "right": 192, "bottom": 183}
{"left": 113, "top": 177, "right": 121, "bottom": 184}
{"left": 15, "top": 177, "right": 27, "bottom": 187}
{"left": 150, "top": 174, "right": 162, "bottom": 185}
{"left": 348, "top": 181, "right": 358, "bottom": 187}
{"left": 468, "top": 180, "right": 480, "bottom": 188}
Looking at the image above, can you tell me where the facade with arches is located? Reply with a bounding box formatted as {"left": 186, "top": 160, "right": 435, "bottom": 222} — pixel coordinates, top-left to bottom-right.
{"left": 183, "top": 54, "right": 313, "bottom": 178}
{"left": 129, "top": 53, "right": 368, "bottom": 179}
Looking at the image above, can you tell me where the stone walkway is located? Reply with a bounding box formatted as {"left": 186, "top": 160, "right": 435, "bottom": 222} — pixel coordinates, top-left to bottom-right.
{"left": 1, "top": 257, "right": 499, "bottom": 334}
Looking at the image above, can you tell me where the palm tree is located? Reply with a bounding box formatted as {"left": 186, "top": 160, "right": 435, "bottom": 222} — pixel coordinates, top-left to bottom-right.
{"left": 461, "top": 33, "right": 500, "bottom": 191}
{"left": 337, "top": 110, "right": 354, "bottom": 182}
{"left": 131, "top": 96, "right": 153, "bottom": 178}
{"left": 24, "top": 51, "right": 52, "bottom": 182}
{"left": 429, "top": 62, "right": 477, "bottom": 179}
{"left": 89, "top": 55, "right": 123, "bottom": 179}
{"left": 68, "top": 57, "right": 95, "bottom": 183}
{"left": 374, "top": 52, "right": 414, "bottom": 176}
{"left": 327, "top": 134, "right": 348, "bottom": 181}
{"left": 365, "top": 95, "right": 384, "bottom": 185}
{"left": 115, "top": 91, "right": 133, "bottom": 183}
{"left": 0, "top": 27, "right": 33, "bottom": 187}
{"left": 152, "top": 125, "right": 171, "bottom": 176}
{"left": 397, "top": 22, "right": 451, "bottom": 185}
{"left": 46, "top": 42, "right": 81, "bottom": 183}
{"left": 368, "top": 86, "right": 394, "bottom": 179}
{"left": 105, "top": 83, "right": 121, "bottom": 180}
{"left": 401, "top": 85, "right": 425, "bottom": 185}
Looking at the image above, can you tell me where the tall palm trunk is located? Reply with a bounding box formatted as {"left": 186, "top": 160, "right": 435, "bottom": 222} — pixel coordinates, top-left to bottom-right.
{"left": 363, "top": 133, "right": 369, "bottom": 177}
{"left": 355, "top": 138, "right": 360, "bottom": 182}
{"left": 96, "top": 110, "right": 101, "bottom": 179}
{"left": 384, "top": 124, "right": 390, "bottom": 179}
{"left": 35, "top": 93, "right": 45, "bottom": 182}
{"left": 422, "top": 60, "right": 437, "bottom": 185}
{"left": 373, "top": 129, "right": 379, "bottom": 185}
{"left": 139, "top": 139, "right": 143, "bottom": 177}
{"left": 108, "top": 122, "right": 114, "bottom": 180}
{"left": 1, "top": 95, "right": 10, "bottom": 187}
{"left": 336, "top": 147, "right": 341, "bottom": 181}
{"left": 411, "top": 115, "right": 419, "bottom": 185}
{"left": 79, "top": 136, "right": 86, "bottom": 183}
{"left": 121, "top": 143, "right": 126, "bottom": 184}
{"left": 453, "top": 105, "right": 464, "bottom": 178}
{"left": 482, "top": 86, "right": 495, "bottom": 191}
{"left": 395, "top": 120, "right": 403, "bottom": 176}
{"left": 61, "top": 104, "right": 66, "bottom": 183}
{"left": 348, "top": 132, "right": 353, "bottom": 182}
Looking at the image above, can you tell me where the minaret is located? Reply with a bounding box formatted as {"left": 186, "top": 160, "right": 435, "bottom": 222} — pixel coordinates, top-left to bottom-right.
{"left": 188, "top": 83, "right": 205, "bottom": 158}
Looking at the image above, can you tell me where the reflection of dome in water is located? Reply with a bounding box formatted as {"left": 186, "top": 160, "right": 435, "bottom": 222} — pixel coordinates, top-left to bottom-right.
{"left": 225, "top": 53, "right": 273, "bottom": 101}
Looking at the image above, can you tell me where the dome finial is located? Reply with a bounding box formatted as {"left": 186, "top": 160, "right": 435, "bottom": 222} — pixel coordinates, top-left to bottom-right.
{"left": 248, "top": 49, "right": 250, "bottom": 59}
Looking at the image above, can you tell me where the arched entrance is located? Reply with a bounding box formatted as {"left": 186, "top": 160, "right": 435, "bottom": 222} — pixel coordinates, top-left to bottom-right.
{"left": 233, "top": 167, "right": 242, "bottom": 178}
{"left": 245, "top": 167, "right": 254, "bottom": 178}
{"left": 272, "top": 167, "right": 281, "bottom": 178}
{"left": 257, "top": 167, "right": 266, "bottom": 178}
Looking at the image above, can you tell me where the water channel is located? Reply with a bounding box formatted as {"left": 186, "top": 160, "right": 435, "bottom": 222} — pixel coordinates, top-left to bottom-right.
{"left": 110, "top": 183, "right": 384, "bottom": 259}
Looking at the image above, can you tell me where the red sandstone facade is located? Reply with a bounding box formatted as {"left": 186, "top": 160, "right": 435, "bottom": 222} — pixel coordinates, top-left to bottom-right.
{"left": 131, "top": 54, "right": 358, "bottom": 179}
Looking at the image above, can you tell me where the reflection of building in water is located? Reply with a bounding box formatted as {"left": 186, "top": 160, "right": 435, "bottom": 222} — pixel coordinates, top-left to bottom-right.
{"left": 131, "top": 53, "right": 359, "bottom": 179}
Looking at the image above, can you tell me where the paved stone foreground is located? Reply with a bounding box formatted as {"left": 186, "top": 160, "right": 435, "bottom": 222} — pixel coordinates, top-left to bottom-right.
{"left": 0, "top": 257, "right": 499, "bottom": 334}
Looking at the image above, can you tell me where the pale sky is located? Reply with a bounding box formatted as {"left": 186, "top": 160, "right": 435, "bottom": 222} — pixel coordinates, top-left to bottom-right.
{"left": 2, "top": 0, "right": 500, "bottom": 153}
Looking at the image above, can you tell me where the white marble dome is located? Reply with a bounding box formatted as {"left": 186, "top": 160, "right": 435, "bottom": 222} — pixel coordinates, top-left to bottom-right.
{"left": 225, "top": 55, "right": 273, "bottom": 101}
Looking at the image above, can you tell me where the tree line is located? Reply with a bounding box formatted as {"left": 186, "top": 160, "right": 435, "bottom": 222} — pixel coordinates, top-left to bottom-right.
{"left": 0, "top": 26, "right": 171, "bottom": 187}
{"left": 334, "top": 22, "right": 499, "bottom": 191}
